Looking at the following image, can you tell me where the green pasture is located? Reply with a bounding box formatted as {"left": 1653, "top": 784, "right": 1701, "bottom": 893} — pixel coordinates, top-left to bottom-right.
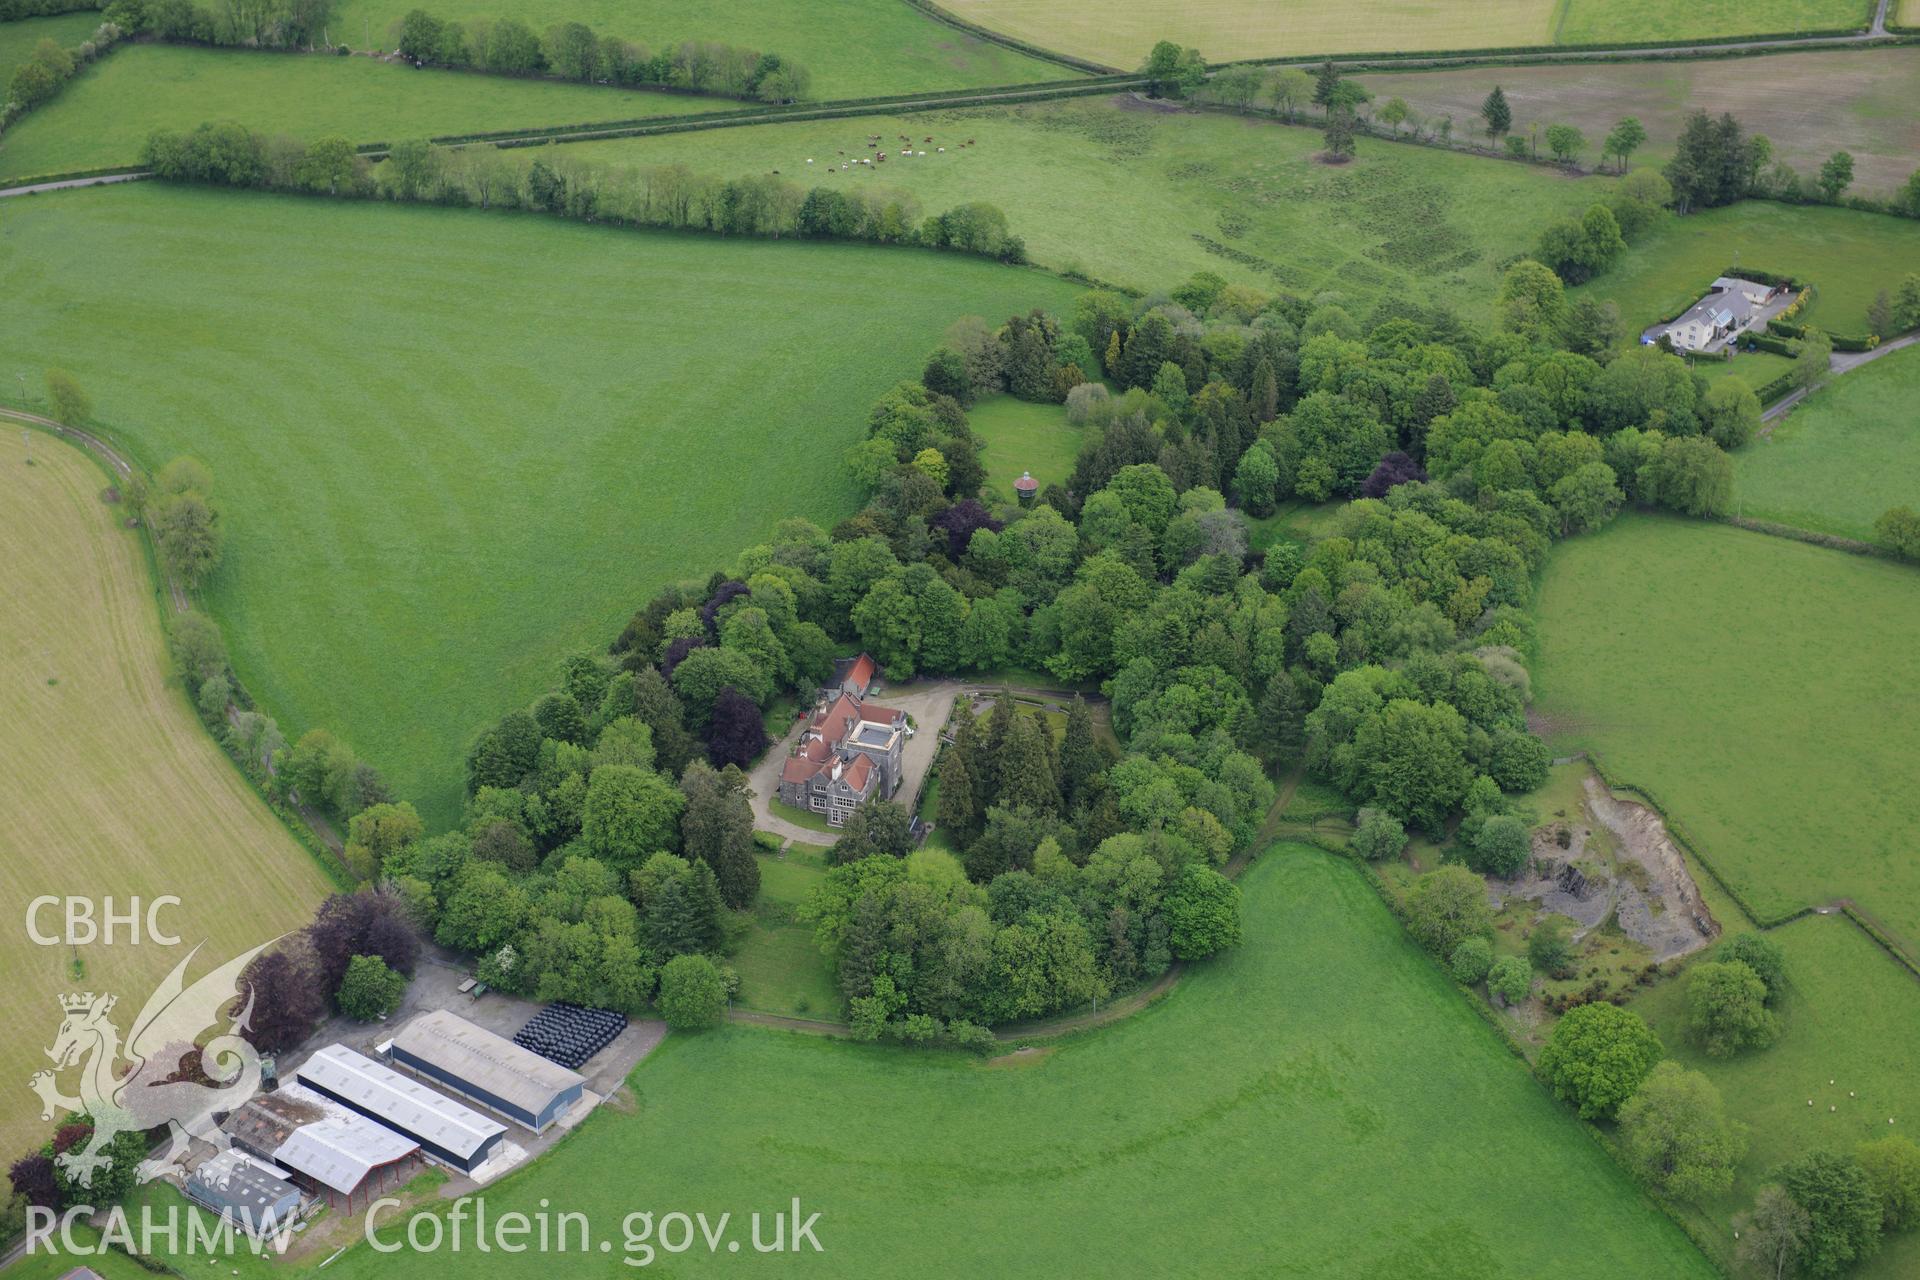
{"left": 1557, "top": 0, "right": 1874, "bottom": 44}
{"left": 0, "top": 182, "right": 1079, "bottom": 826}
{"left": 558, "top": 96, "right": 1609, "bottom": 306}
{"left": 1574, "top": 200, "right": 1920, "bottom": 339}
{"left": 732, "top": 848, "right": 840, "bottom": 1018}
{"left": 328, "top": 0, "right": 1070, "bottom": 98}
{"left": 1629, "top": 914, "right": 1920, "bottom": 1278}
{"left": 324, "top": 848, "right": 1712, "bottom": 1279}
{"left": 1532, "top": 514, "right": 1920, "bottom": 952}
{"left": 0, "top": 10, "right": 99, "bottom": 81}
{"left": 940, "top": 0, "right": 1558, "bottom": 66}
{"left": 0, "top": 43, "right": 723, "bottom": 181}
{"left": 966, "top": 393, "right": 1080, "bottom": 497}
{"left": 1735, "top": 343, "right": 1920, "bottom": 540}
{"left": 1356, "top": 48, "right": 1920, "bottom": 197}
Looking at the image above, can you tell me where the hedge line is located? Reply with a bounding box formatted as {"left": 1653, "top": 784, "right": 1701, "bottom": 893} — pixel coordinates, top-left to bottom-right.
{"left": 897, "top": 0, "right": 1118, "bottom": 75}
{"left": 1212, "top": 27, "right": 1899, "bottom": 74}
{"left": 412, "top": 78, "right": 1135, "bottom": 150}
{"left": 1581, "top": 752, "right": 1802, "bottom": 930}
{"left": 1719, "top": 515, "right": 1889, "bottom": 559}
{"left": 1838, "top": 904, "right": 1920, "bottom": 983}
{"left": 1744, "top": 331, "right": 1797, "bottom": 356}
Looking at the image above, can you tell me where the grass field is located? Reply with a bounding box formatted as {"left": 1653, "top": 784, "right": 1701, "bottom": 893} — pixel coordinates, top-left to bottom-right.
{"left": 967, "top": 394, "right": 1080, "bottom": 496}
{"left": 1556, "top": 0, "right": 1873, "bottom": 44}
{"left": 328, "top": 0, "right": 1070, "bottom": 98}
{"left": 0, "top": 429, "right": 331, "bottom": 1159}
{"left": 324, "top": 847, "right": 1713, "bottom": 1279}
{"left": 1735, "top": 343, "right": 1920, "bottom": 540}
{"left": 1355, "top": 48, "right": 1920, "bottom": 196}
{"left": 732, "top": 847, "right": 840, "bottom": 1019}
{"left": 941, "top": 0, "right": 1557, "bottom": 67}
{"left": 0, "top": 44, "right": 726, "bottom": 181}
{"left": 1574, "top": 200, "right": 1920, "bottom": 338}
{"left": 564, "top": 95, "right": 1608, "bottom": 305}
{"left": 0, "top": 10, "right": 100, "bottom": 81}
{"left": 1532, "top": 514, "right": 1920, "bottom": 952}
{"left": 0, "top": 183, "right": 1079, "bottom": 827}
{"left": 1628, "top": 914, "right": 1920, "bottom": 1278}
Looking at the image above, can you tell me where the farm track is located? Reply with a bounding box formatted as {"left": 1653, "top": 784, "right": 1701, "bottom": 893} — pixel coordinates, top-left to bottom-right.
{"left": 0, "top": 405, "right": 348, "bottom": 855}
{"left": 1759, "top": 329, "right": 1920, "bottom": 425}
{"left": 0, "top": 14, "right": 1912, "bottom": 194}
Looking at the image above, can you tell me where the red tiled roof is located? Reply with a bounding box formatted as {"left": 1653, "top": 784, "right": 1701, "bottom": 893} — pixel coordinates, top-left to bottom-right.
{"left": 1014, "top": 471, "right": 1039, "bottom": 491}
{"left": 843, "top": 755, "right": 874, "bottom": 792}
{"left": 847, "top": 653, "right": 876, "bottom": 689}
{"left": 856, "top": 702, "right": 902, "bottom": 725}
{"left": 811, "top": 692, "right": 862, "bottom": 744}
{"left": 781, "top": 750, "right": 828, "bottom": 784}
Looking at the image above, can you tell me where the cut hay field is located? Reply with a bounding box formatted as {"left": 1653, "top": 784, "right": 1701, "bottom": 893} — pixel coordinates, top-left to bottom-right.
{"left": 328, "top": 0, "right": 1071, "bottom": 98}
{"left": 0, "top": 183, "right": 1080, "bottom": 828}
{"left": 940, "top": 0, "right": 1558, "bottom": 67}
{"left": 0, "top": 429, "right": 331, "bottom": 1159}
{"left": 1556, "top": 0, "right": 1873, "bottom": 44}
{"left": 561, "top": 95, "right": 1609, "bottom": 306}
{"left": 967, "top": 394, "right": 1081, "bottom": 496}
{"left": 0, "top": 10, "right": 100, "bottom": 81}
{"left": 0, "top": 44, "right": 725, "bottom": 182}
{"left": 1356, "top": 48, "right": 1920, "bottom": 196}
{"left": 1736, "top": 343, "right": 1920, "bottom": 540}
{"left": 1532, "top": 514, "right": 1920, "bottom": 953}
{"left": 1572, "top": 200, "right": 1920, "bottom": 338}
{"left": 1629, "top": 913, "right": 1920, "bottom": 1279}
{"left": 324, "top": 848, "right": 1714, "bottom": 1280}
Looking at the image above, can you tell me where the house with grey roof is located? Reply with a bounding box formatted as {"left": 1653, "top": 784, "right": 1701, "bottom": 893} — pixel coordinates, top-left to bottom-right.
{"left": 1645, "top": 276, "right": 1791, "bottom": 353}
{"left": 778, "top": 682, "right": 908, "bottom": 826}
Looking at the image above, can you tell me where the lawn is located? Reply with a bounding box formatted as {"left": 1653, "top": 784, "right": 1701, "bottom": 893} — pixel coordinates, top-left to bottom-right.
{"left": 1532, "top": 514, "right": 1920, "bottom": 953}
{"left": 1354, "top": 47, "right": 1920, "bottom": 196}
{"left": 1627, "top": 914, "right": 1920, "bottom": 1279}
{"left": 0, "top": 429, "right": 332, "bottom": 1160}
{"left": 1246, "top": 498, "right": 1345, "bottom": 554}
{"left": 1574, "top": 200, "right": 1920, "bottom": 339}
{"left": 941, "top": 0, "right": 1558, "bottom": 67}
{"left": 966, "top": 393, "right": 1080, "bottom": 497}
{"left": 731, "top": 848, "right": 841, "bottom": 1019}
{"left": 562, "top": 95, "right": 1609, "bottom": 307}
{"left": 0, "top": 183, "right": 1081, "bottom": 827}
{"left": 1735, "top": 343, "right": 1920, "bottom": 540}
{"left": 0, "top": 10, "right": 100, "bottom": 82}
{"left": 328, "top": 0, "right": 1071, "bottom": 98}
{"left": 325, "top": 847, "right": 1713, "bottom": 1278}
{"left": 0, "top": 43, "right": 725, "bottom": 181}
{"left": 1557, "top": 0, "right": 1873, "bottom": 44}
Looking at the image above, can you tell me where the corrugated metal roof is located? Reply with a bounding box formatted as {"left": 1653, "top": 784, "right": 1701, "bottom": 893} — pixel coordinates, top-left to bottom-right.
{"left": 231, "top": 1083, "right": 418, "bottom": 1195}
{"left": 392, "top": 1010, "right": 585, "bottom": 1118}
{"left": 297, "top": 1044, "right": 505, "bottom": 1160}
{"left": 187, "top": 1150, "right": 301, "bottom": 1222}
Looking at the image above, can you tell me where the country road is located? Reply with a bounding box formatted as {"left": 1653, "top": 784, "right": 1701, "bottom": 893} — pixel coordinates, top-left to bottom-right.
{"left": 1762, "top": 330, "right": 1920, "bottom": 424}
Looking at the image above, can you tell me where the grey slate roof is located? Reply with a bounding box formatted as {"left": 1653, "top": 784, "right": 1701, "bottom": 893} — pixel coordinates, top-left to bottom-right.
{"left": 391, "top": 1009, "right": 585, "bottom": 1118}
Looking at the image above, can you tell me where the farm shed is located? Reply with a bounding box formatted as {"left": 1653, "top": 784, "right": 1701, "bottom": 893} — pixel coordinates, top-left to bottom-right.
{"left": 225, "top": 1082, "right": 419, "bottom": 1207}
{"left": 296, "top": 1043, "right": 507, "bottom": 1174}
{"left": 184, "top": 1149, "right": 303, "bottom": 1236}
{"left": 390, "top": 1009, "right": 587, "bottom": 1134}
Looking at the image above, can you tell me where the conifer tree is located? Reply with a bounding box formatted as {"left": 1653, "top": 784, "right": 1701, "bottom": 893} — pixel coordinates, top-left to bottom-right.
{"left": 936, "top": 748, "right": 981, "bottom": 847}
{"left": 1060, "top": 695, "right": 1103, "bottom": 810}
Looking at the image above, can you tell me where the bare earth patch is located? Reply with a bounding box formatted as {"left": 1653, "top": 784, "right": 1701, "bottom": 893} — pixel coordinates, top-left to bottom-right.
{"left": 1494, "top": 772, "right": 1718, "bottom": 962}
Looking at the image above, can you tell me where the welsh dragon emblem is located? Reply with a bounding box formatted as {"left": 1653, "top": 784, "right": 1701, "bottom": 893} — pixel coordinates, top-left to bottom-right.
{"left": 30, "top": 940, "right": 277, "bottom": 1189}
